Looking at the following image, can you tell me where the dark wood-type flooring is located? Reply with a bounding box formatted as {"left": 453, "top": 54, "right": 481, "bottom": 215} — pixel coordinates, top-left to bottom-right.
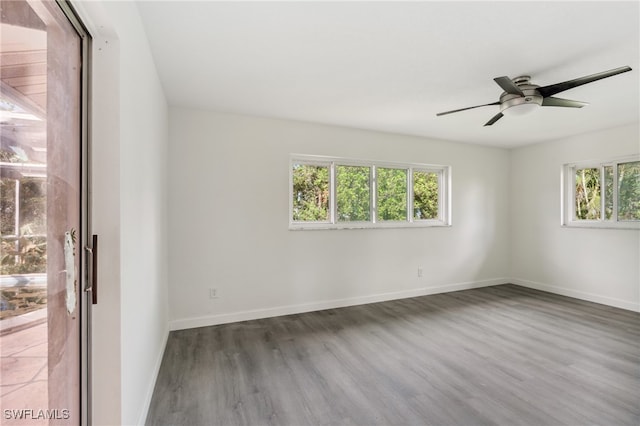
{"left": 146, "top": 284, "right": 640, "bottom": 426}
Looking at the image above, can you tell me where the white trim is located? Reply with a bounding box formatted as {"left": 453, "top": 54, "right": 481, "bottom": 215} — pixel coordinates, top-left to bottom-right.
{"left": 371, "top": 165, "right": 377, "bottom": 223}
{"left": 329, "top": 162, "right": 336, "bottom": 224}
{"left": 289, "top": 220, "right": 450, "bottom": 231}
{"left": 290, "top": 154, "right": 445, "bottom": 171}
{"left": 169, "top": 278, "right": 509, "bottom": 331}
{"left": 138, "top": 324, "right": 170, "bottom": 426}
{"left": 560, "top": 221, "right": 640, "bottom": 230}
{"left": 511, "top": 278, "right": 640, "bottom": 313}
{"left": 444, "top": 166, "right": 452, "bottom": 225}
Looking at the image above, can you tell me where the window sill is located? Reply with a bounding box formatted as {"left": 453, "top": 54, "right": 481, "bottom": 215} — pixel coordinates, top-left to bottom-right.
{"left": 562, "top": 220, "right": 640, "bottom": 230}
{"left": 289, "top": 221, "right": 451, "bottom": 231}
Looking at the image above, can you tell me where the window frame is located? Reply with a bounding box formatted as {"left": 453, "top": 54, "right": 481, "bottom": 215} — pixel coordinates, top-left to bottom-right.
{"left": 561, "top": 155, "right": 640, "bottom": 230}
{"left": 289, "top": 154, "right": 451, "bottom": 230}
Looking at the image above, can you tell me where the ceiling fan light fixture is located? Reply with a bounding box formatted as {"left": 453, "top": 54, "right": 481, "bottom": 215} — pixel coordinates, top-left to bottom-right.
{"left": 503, "top": 101, "right": 539, "bottom": 116}
{"left": 500, "top": 92, "right": 543, "bottom": 117}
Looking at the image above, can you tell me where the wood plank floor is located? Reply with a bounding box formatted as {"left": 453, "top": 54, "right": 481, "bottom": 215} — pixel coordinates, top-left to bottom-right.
{"left": 146, "top": 285, "right": 640, "bottom": 426}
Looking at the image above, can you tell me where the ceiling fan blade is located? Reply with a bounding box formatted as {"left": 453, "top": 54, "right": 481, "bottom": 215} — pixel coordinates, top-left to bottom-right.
{"left": 537, "top": 66, "right": 632, "bottom": 97}
{"left": 541, "top": 97, "right": 589, "bottom": 108}
{"left": 484, "top": 112, "right": 504, "bottom": 126}
{"left": 493, "top": 76, "right": 525, "bottom": 96}
{"left": 436, "top": 101, "right": 500, "bottom": 116}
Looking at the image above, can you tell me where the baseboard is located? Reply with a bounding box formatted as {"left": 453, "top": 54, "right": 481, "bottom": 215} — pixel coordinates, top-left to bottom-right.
{"left": 511, "top": 278, "right": 640, "bottom": 313}
{"left": 169, "top": 278, "right": 510, "bottom": 331}
{"left": 138, "top": 324, "right": 170, "bottom": 426}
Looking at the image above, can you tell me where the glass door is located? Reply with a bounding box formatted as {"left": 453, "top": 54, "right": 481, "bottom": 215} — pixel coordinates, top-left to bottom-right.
{"left": 1, "top": 0, "right": 89, "bottom": 424}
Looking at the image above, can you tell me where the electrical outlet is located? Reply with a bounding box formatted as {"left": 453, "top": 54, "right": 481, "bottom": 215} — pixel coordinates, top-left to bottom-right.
{"left": 418, "top": 267, "right": 423, "bottom": 277}
{"left": 209, "top": 288, "right": 219, "bottom": 299}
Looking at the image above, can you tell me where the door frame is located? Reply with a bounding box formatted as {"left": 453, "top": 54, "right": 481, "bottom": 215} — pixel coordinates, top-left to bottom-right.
{"left": 51, "top": 1, "right": 93, "bottom": 424}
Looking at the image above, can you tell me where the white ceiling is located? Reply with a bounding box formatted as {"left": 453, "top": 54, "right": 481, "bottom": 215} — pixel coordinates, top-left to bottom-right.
{"left": 137, "top": 1, "right": 639, "bottom": 148}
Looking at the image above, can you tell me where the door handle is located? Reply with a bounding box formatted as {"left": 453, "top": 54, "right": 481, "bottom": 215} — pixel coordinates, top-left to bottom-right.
{"left": 84, "top": 234, "right": 98, "bottom": 304}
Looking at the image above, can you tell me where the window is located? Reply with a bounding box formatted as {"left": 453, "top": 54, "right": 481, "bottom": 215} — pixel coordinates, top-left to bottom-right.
{"left": 290, "top": 155, "right": 451, "bottom": 229}
{"left": 413, "top": 170, "right": 439, "bottom": 220}
{"left": 562, "top": 156, "right": 640, "bottom": 229}
{"left": 291, "top": 163, "right": 330, "bottom": 222}
{"left": 377, "top": 168, "right": 407, "bottom": 221}
{"left": 618, "top": 161, "right": 640, "bottom": 220}
{"left": 336, "top": 165, "right": 370, "bottom": 222}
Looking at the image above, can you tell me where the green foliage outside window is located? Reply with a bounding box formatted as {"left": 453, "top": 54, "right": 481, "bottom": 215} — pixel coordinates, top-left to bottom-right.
{"left": 292, "top": 164, "right": 329, "bottom": 221}
{"left": 575, "top": 161, "right": 640, "bottom": 221}
{"left": 618, "top": 161, "right": 640, "bottom": 221}
{"left": 337, "top": 165, "right": 370, "bottom": 222}
{"left": 413, "top": 171, "right": 439, "bottom": 220}
{"left": 1, "top": 177, "right": 47, "bottom": 275}
{"left": 575, "top": 168, "right": 601, "bottom": 220}
{"left": 604, "top": 166, "right": 613, "bottom": 220}
{"left": 377, "top": 168, "right": 407, "bottom": 221}
{"left": 1, "top": 236, "right": 47, "bottom": 275}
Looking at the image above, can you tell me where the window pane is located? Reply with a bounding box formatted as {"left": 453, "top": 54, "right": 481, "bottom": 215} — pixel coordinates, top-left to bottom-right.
{"left": 19, "top": 177, "right": 47, "bottom": 235}
{"left": 1, "top": 178, "right": 17, "bottom": 235}
{"left": 604, "top": 166, "right": 613, "bottom": 220}
{"left": 1, "top": 178, "right": 47, "bottom": 275}
{"left": 377, "top": 168, "right": 407, "bottom": 221}
{"left": 292, "top": 164, "right": 329, "bottom": 221}
{"left": 413, "top": 171, "right": 439, "bottom": 220}
{"left": 618, "top": 161, "right": 640, "bottom": 221}
{"left": 575, "top": 168, "right": 601, "bottom": 220}
{"left": 337, "top": 165, "right": 370, "bottom": 222}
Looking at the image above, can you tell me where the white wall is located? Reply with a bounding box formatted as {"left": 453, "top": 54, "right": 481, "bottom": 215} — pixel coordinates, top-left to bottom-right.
{"left": 510, "top": 124, "right": 640, "bottom": 311}
{"left": 74, "top": 1, "right": 169, "bottom": 425}
{"left": 168, "top": 109, "right": 510, "bottom": 329}
{"left": 115, "top": 2, "right": 169, "bottom": 425}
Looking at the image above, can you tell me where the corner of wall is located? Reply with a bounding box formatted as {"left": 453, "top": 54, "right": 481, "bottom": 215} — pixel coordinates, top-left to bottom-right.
{"left": 137, "top": 323, "right": 170, "bottom": 425}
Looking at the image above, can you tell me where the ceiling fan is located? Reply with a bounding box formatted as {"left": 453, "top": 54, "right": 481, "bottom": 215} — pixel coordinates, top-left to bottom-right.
{"left": 436, "top": 66, "right": 632, "bottom": 126}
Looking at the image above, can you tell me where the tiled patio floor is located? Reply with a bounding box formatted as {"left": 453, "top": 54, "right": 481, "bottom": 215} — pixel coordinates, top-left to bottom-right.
{"left": 0, "top": 315, "right": 48, "bottom": 425}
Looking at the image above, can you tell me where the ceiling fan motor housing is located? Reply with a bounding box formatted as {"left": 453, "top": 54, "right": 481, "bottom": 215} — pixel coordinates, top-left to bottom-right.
{"left": 499, "top": 76, "right": 543, "bottom": 113}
